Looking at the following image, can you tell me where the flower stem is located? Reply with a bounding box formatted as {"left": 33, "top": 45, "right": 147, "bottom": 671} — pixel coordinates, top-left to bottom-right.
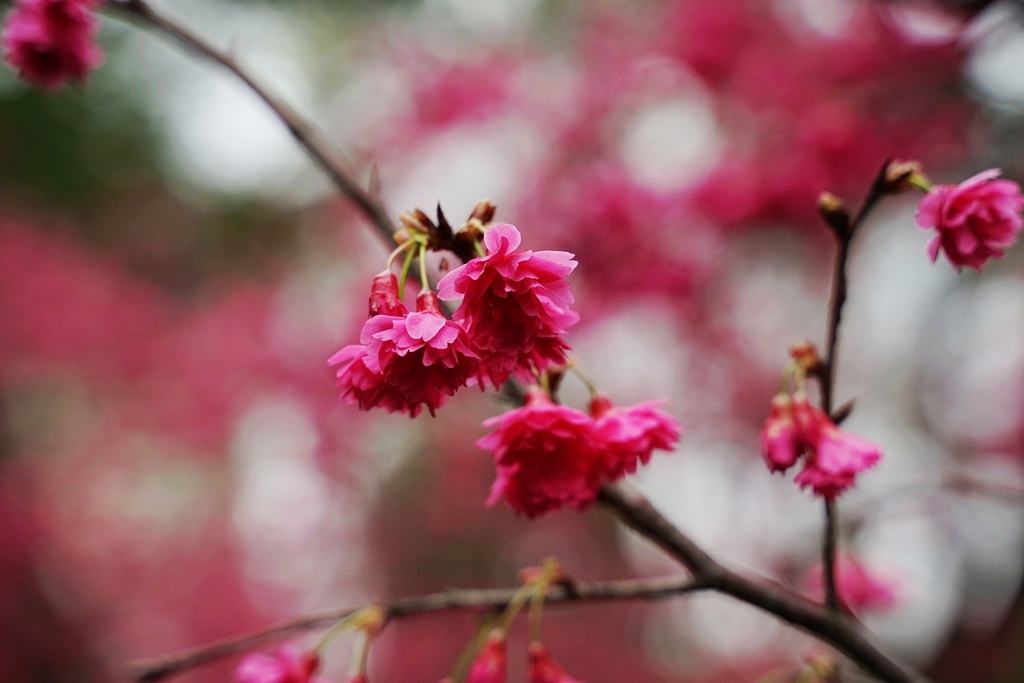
{"left": 568, "top": 364, "right": 599, "bottom": 398}
{"left": 397, "top": 241, "right": 417, "bottom": 300}
{"left": 386, "top": 239, "right": 414, "bottom": 270}
{"left": 418, "top": 240, "right": 430, "bottom": 291}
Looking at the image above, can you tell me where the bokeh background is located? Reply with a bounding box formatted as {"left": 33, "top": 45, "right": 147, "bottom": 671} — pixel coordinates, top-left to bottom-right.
{"left": 1, "top": 0, "right": 1023, "bottom": 681}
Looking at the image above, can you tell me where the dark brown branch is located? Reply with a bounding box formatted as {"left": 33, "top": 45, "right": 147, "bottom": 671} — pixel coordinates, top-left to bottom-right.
{"left": 105, "top": 0, "right": 397, "bottom": 246}
{"left": 598, "top": 483, "right": 926, "bottom": 683}
{"left": 128, "top": 575, "right": 709, "bottom": 682}
{"left": 817, "top": 160, "right": 893, "bottom": 613}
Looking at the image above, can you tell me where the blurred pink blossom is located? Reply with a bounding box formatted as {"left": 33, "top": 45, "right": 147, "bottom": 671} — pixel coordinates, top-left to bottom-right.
{"left": 3, "top": 0, "right": 102, "bottom": 88}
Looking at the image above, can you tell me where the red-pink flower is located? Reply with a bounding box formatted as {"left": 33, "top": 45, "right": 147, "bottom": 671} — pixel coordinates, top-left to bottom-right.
{"left": 479, "top": 387, "right": 601, "bottom": 518}
{"left": 234, "top": 645, "right": 327, "bottom": 683}
{"left": 3, "top": 0, "right": 103, "bottom": 89}
{"left": 329, "top": 288, "right": 478, "bottom": 417}
{"left": 759, "top": 393, "right": 880, "bottom": 499}
{"left": 803, "top": 556, "right": 897, "bottom": 614}
{"left": 794, "top": 429, "right": 881, "bottom": 500}
{"left": 589, "top": 396, "right": 681, "bottom": 479}
{"left": 916, "top": 169, "right": 1024, "bottom": 270}
{"left": 466, "top": 630, "right": 506, "bottom": 683}
{"left": 760, "top": 394, "right": 799, "bottom": 473}
{"left": 528, "top": 643, "right": 584, "bottom": 683}
{"left": 437, "top": 224, "right": 578, "bottom": 387}
{"left": 367, "top": 271, "right": 407, "bottom": 316}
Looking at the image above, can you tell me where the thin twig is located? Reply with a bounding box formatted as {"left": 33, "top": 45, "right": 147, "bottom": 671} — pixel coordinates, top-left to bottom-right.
{"left": 818, "top": 160, "right": 892, "bottom": 613}
{"left": 128, "top": 575, "right": 708, "bottom": 682}
{"left": 105, "top": 0, "right": 397, "bottom": 246}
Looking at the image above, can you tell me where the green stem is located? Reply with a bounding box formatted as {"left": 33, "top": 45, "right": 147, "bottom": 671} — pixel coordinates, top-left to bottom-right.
{"left": 386, "top": 239, "right": 415, "bottom": 270}
{"left": 418, "top": 241, "right": 430, "bottom": 290}
{"left": 569, "top": 365, "right": 599, "bottom": 398}
{"left": 397, "top": 241, "right": 417, "bottom": 300}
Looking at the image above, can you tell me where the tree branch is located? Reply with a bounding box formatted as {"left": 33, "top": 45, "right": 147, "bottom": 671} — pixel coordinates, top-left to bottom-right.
{"left": 128, "top": 575, "right": 709, "bottom": 682}
{"left": 598, "top": 483, "right": 926, "bottom": 683}
{"left": 105, "top": 0, "right": 397, "bottom": 246}
{"left": 817, "top": 160, "right": 893, "bottom": 613}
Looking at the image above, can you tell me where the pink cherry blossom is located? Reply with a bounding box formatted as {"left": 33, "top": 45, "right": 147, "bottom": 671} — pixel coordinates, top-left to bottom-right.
{"left": 528, "top": 642, "right": 584, "bottom": 683}
{"left": 478, "top": 387, "right": 601, "bottom": 518}
{"left": 466, "top": 630, "right": 506, "bottom": 683}
{"left": 329, "top": 289, "right": 478, "bottom": 417}
{"left": 234, "top": 645, "right": 327, "bottom": 683}
{"left": 3, "top": 0, "right": 103, "bottom": 89}
{"left": 760, "top": 394, "right": 799, "bottom": 473}
{"left": 759, "top": 393, "right": 880, "bottom": 499}
{"left": 916, "top": 169, "right": 1024, "bottom": 270}
{"left": 803, "top": 556, "right": 897, "bottom": 614}
{"left": 437, "top": 224, "right": 578, "bottom": 387}
{"left": 794, "top": 429, "right": 881, "bottom": 500}
{"left": 589, "top": 396, "right": 681, "bottom": 479}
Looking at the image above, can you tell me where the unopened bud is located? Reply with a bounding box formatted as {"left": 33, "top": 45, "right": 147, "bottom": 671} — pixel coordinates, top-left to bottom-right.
{"left": 884, "top": 159, "right": 928, "bottom": 192}
{"left": 399, "top": 209, "right": 433, "bottom": 236}
{"left": 469, "top": 199, "right": 497, "bottom": 225}
{"left": 817, "top": 192, "right": 850, "bottom": 238}
{"left": 789, "top": 341, "right": 822, "bottom": 374}
{"left": 369, "top": 272, "right": 407, "bottom": 317}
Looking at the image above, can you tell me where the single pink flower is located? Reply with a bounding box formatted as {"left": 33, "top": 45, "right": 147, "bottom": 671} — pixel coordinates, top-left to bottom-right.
{"left": 329, "top": 289, "right": 478, "bottom": 417}
{"left": 3, "top": 0, "right": 103, "bottom": 89}
{"left": 234, "top": 645, "right": 327, "bottom": 683}
{"left": 916, "top": 169, "right": 1024, "bottom": 270}
{"left": 760, "top": 394, "right": 799, "bottom": 473}
{"left": 478, "top": 387, "right": 601, "bottom": 518}
{"left": 759, "top": 393, "right": 880, "bottom": 498}
{"left": 803, "top": 556, "right": 897, "bottom": 614}
{"left": 438, "top": 224, "right": 578, "bottom": 387}
{"left": 528, "top": 643, "right": 584, "bottom": 683}
{"left": 466, "top": 630, "right": 506, "bottom": 683}
{"left": 794, "top": 428, "right": 881, "bottom": 500}
{"left": 589, "top": 396, "right": 681, "bottom": 479}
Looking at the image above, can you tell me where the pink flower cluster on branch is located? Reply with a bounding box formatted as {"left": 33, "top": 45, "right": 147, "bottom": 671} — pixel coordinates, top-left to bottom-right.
{"left": 761, "top": 392, "right": 880, "bottom": 500}
{"left": 2, "top": 0, "right": 102, "bottom": 88}
{"left": 330, "top": 222, "right": 577, "bottom": 417}
{"left": 481, "top": 387, "right": 681, "bottom": 517}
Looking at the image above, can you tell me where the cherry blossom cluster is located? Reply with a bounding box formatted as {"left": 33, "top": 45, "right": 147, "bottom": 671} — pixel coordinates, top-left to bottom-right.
{"left": 2, "top": 0, "right": 102, "bottom": 89}
{"left": 329, "top": 223, "right": 577, "bottom": 417}
{"left": 759, "top": 344, "right": 881, "bottom": 500}
{"left": 480, "top": 386, "right": 680, "bottom": 518}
